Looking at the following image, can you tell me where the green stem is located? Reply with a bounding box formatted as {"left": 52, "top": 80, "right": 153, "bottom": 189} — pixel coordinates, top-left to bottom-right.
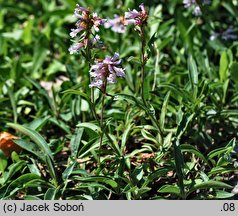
{"left": 98, "top": 80, "right": 107, "bottom": 163}
{"left": 84, "top": 33, "right": 100, "bottom": 134}
{"left": 86, "top": 44, "right": 95, "bottom": 105}
{"left": 83, "top": 31, "right": 113, "bottom": 163}
{"left": 140, "top": 27, "right": 146, "bottom": 105}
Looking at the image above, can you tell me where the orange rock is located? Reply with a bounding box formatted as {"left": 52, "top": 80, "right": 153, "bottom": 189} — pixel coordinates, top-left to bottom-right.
{"left": 0, "top": 132, "right": 22, "bottom": 157}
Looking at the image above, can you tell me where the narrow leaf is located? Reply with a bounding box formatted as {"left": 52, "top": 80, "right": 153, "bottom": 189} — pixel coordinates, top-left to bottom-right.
{"left": 7, "top": 123, "right": 53, "bottom": 160}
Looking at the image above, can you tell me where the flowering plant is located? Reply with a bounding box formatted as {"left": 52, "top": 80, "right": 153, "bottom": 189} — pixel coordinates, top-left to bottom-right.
{"left": 1, "top": 0, "right": 238, "bottom": 200}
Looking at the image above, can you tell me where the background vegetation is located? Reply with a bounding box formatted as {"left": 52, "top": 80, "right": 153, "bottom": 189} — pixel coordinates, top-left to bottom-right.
{"left": 0, "top": 0, "right": 238, "bottom": 200}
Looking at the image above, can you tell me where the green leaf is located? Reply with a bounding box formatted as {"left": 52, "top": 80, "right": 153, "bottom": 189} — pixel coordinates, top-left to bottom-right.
{"left": 127, "top": 56, "right": 141, "bottom": 65}
{"left": 7, "top": 173, "right": 41, "bottom": 188}
{"left": 181, "top": 144, "right": 209, "bottom": 164}
{"left": 77, "top": 137, "right": 100, "bottom": 158}
{"left": 148, "top": 32, "right": 157, "bottom": 54}
{"left": 158, "top": 36, "right": 173, "bottom": 51}
{"left": 2, "top": 161, "right": 26, "bottom": 184}
{"left": 72, "top": 182, "right": 114, "bottom": 193}
{"left": 176, "top": 112, "right": 195, "bottom": 140}
{"left": 219, "top": 51, "right": 229, "bottom": 82}
{"left": 208, "top": 167, "right": 238, "bottom": 176}
{"left": 208, "top": 146, "right": 234, "bottom": 160}
{"left": 77, "top": 122, "right": 100, "bottom": 134}
{"left": 8, "top": 123, "right": 57, "bottom": 185}
{"left": 215, "top": 191, "right": 234, "bottom": 199}
{"left": 141, "top": 129, "right": 159, "bottom": 145}
{"left": 220, "top": 109, "right": 238, "bottom": 117}
{"left": 24, "top": 195, "right": 42, "bottom": 200}
{"left": 188, "top": 55, "right": 198, "bottom": 98}
{"left": 44, "top": 188, "right": 57, "bottom": 200}
{"left": 73, "top": 176, "right": 118, "bottom": 188}
{"left": 160, "top": 91, "right": 170, "bottom": 131}
{"left": 26, "top": 116, "right": 50, "bottom": 131}
{"left": 13, "top": 138, "right": 45, "bottom": 161}
{"left": 157, "top": 84, "right": 191, "bottom": 103}
{"left": 173, "top": 141, "right": 185, "bottom": 199}
{"left": 230, "top": 62, "right": 238, "bottom": 86}
{"left": 27, "top": 160, "right": 41, "bottom": 176}
{"left": 158, "top": 184, "right": 180, "bottom": 195}
{"left": 2, "top": 30, "right": 23, "bottom": 40}
{"left": 0, "top": 150, "right": 8, "bottom": 173}
{"left": 46, "top": 60, "right": 66, "bottom": 76}
{"left": 176, "top": 12, "right": 193, "bottom": 53}
{"left": 11, "top": 151, "right": 20, "bottom": 163}
{"left": 107, "top": 134, "right": 121, "bottom": 156}
{"left": 173, "top": 109, "right": 192, "bottom": 199}
{"left": 0, "top": 10, "right": 4, "bottom": 30}
{"left": 22, "top": 16, "right": 34, "bottom": 45}
{"left": 32, "top": 36, "right": 48, "bottom": 78}
{"left": 3, "top": 174, "right": 41, "bottom": 199}
{"left": 143, "top": 167, "right": 173, "bottom": 187}
{"left": 65, "top": 65, "right": 78, "bottom": 85}
{"left": 70, "top": 128, "right": 84, "bottom": 159}
{"left": 49, "top": 117, "right": 71, "bottom": 134}
{"left": 121, "top": 123, "right": 133, "bottom": 151}
{"left": 62, "top": 161, "right": 77, "bottom": 181}
{"left": 188, "top": 180, "right": 233, "bottom": 195}
{"left": 131, "top": 166, "right": 144, "bottom": 183}
{"left": 62, "top": 89, "right": 91, "bottom": 105}
{"left": 5, "top": 82, "right": 17, "bottom": 123}
{"left": 24, "top": 179, "right": 54, "bottom": 188}
{"left": 24, "top": 76, "right": 56, "bottom": 115}
{"left": 45, "top": 155, "right": 58, "bottom": 186}
{"left": 7, "top": 123, "right": 53, "bottom": 160}
{"left": 136, "top": 187, "right": 151, "bottom": 197}
{"left": 115, "top": 94, "right": 145, "bottom": 110}
{"left": 163, "top": 132, "right": 173, "bottom": 149}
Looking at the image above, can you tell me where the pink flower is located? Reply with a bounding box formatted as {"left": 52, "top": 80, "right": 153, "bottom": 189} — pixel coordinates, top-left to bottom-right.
{"left": 89, "top": 53, "right": 125, "bottom": 89}
{"left": 193, "top": 5, "right": 202, "bottom": 16}
{"left": 69, "top": 4, "right": 106, "bottom": 54}
{"left": 104, "top": 15, "right": 127, "bottom": 33}
{"left": 68, "top": 42, "right": 84, "bottom": 54}
{"left": 70, "top": 5, "right": 105, "bottom": 38}
{"left": 90, "top": 35, "right": 103, "bottom": 48}
{"left": 221, "top": 27, "right": 238, "bottom": 40}
{"left": 183, "top": 0, "right": 196, "bottom": 8}
{"left": 69, "top": 34, "right": 103, "bottom": 54}
{"left": 92, "top": 12, "right": 106, "bottom": 32}
{"left": 183, "top": 0, "right": 211, "bottom": 16}
{"left": 69, "top": 26, "right": 84, "bottom": 38}
{"left": 70, "top": 5, "right": 90, "bottom": 38}
{"left": 125, "top": 4, "right": 148, "bottom": 26}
